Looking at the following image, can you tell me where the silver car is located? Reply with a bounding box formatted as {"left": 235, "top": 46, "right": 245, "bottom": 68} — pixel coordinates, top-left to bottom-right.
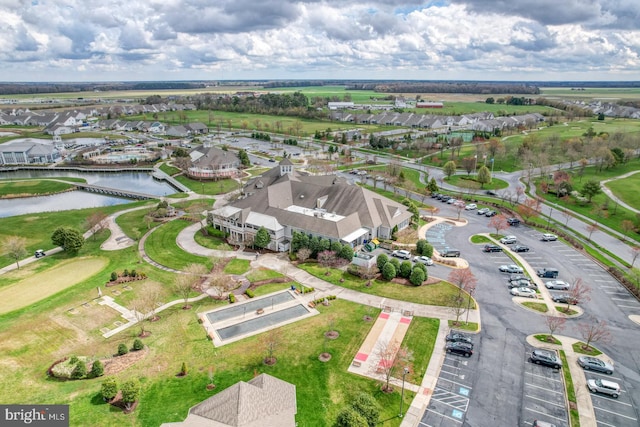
{"left": 587, "top": 378, "right": 620, "bottom": 398}
{"left": 578, "top": 356, "right": 614, "bottom": 374}
{"left": 413, "top": 256, "right": 434, "bottom": 266}
{"left": 545, "top": 280, "right": 570, "bottom": 290}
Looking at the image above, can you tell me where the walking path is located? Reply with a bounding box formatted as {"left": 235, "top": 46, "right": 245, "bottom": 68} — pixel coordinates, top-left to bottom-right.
{"left": 600, "top": 170, "right": 640, "bottom": 215}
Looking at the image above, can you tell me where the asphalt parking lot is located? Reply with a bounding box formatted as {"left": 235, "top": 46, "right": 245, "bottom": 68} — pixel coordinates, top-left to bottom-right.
{"left": 583, "top": 369, "right": 639, "bottom": 427}
{"left": 521, "top": 344, "right": 569, "bottom": 427}
{"left": 419, "top": 349, "right": 477, "bottom": 426}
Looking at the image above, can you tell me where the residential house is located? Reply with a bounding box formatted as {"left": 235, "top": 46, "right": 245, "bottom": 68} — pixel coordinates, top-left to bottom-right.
{"left": 186, "top": 122, "right": 209, "bottom": 135}
{"left": 161, "top": 374, "right": 296, "bottom": 427}
{"left": 208, "top": 159, "right": 412, "bottom": 252}
{"left": 0, "top": 142, "right": 59, "bottom": 165}
{"left": 166, "top": 125, "right": 189, "bottom": 137}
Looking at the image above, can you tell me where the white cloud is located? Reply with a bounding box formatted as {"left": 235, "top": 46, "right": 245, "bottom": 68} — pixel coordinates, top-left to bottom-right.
{"left": 0, "top": 0, "right": 637, "bottom": 80}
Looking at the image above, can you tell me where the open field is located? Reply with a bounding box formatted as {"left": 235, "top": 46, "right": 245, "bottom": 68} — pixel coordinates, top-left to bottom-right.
{"left": 0, "top": 179, "right": 78, "bottom": 197}
{"left": 604, "top": 172, "right": 640, "bottom": 211}
{"left": 0, "top": 256, "right": 109, "bottom": 315}
{"left": 540, "top": 87, "right": 640, "bottom": 100}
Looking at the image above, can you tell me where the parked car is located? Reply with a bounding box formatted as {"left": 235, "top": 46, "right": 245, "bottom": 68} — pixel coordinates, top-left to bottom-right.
{"left": 445, "top": 332, "right": 473, "bottom": 345}
{"left": 551, "top": 294, "right": 577, "bottom": 304}
{"left": 485, "top": 210, "right": 498, "bottom": 217}
{"left": 392, "top": 249, "right": 412, "bottom": 259}
{"left": 509, "top": 274, "right": 528, "bottom": 282}
{"left": 477, "top": 208, "right": 490, "bottom": 215}
{"left": 445, "top": 342, "right": 473, "bottom": 357}
{"left": 440, "top": 195, "right": 451, "bottom": 202}
{"left": 499, "top": 235, "right": 517, "bottom": 244}
{"left": 447, "top": 198, "right": 458, "bottom": 204}
{"left": 413, "top": 256, "right": 434, "bottom": 266}
{"left": 537, "top": 268, "right": 559, "bottom": 278}
{"left": 507, "top": 217, "right": 521, "bottom": 226}
{"left": 533, "top": 420, "right": 557, "bottom": 427}
{"left": 483, "top": 244, "right": 502, "bottom": 253}
{"left": 541, "top": 233, "right": 558, "bottom": 241}
{"left": 431, "top": 192, "right": 441, "bottom": 198}
{"left": 499, "top": 264, "right": 524, "bottom": 274}
{"left": 465, "top": 203, "right": 477, "bottom": 210}
{"left": 545, "top": 280, "right": 570, "bottom": 290}
{"left": 441, "top": 249, "right": 461, "bottom": 257}
{"left": 578, "top": 356, "right": 614, "bottom": 374}
{"left": 508, "top": 279, "right": 533, "bottom": 289}
{"left": 530, "top": 349, "right": 561, "bottom": 369}
{"left": 34, "top": 249, "right": 46, "bottom": 258}
{"left": 587, "top": 379, "right": 620, "bottom": 398}
{"left": 510, "top": 287, "right": 536, "bottom": 298}
{"left": 485, "top": 190, "right": 497, "bottom": 196}
{"left": 512, "top": 245, "right": 530, "bottom": 252}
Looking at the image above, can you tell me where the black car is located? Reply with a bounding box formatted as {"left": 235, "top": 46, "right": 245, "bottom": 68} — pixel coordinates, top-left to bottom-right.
{"left": 508, "top": 279, "right": 533, "bottom": 289}
{"left": 440, "top": 195, "right": 451, "bottom": 202}
{"left": 446, "top": 342, "right": 473, "bottom": 357}
{"left": 483, "top": 244, "right": 502, "bottom": 253}
{"left": 530, "top": 349, "right": 561, "bottom": 369}
{"left": 431, "top": 192, "right": 440, "bottom": 198}
{"left": 507, "top": 217, "right": 521, "bottom": 226}
{"left": 485, "top": 210, "right": 497, "bottom": 217}
{"left": 509, "top": 274, "right": 528, "bottom": 282}
{"left": 512, "top": 245, "right": 530, "bottom": 252}
{"left": 485, "top": 190, "right": 497, "bottom": 196}
{"left": 445, "top": 332, "right": 473, "bottom": 345}
{"left": 551, "top": 294, "right": 578, "bottom": 305}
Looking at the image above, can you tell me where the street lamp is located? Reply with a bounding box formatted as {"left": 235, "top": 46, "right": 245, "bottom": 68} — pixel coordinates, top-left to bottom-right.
{"left": 547, "top": 206, "right": 553, "bottom": 229}
{"left": 466, "top": 287, "right": 475, "bottom": 325}
{"left": 399, "top": 367, "right": 409, "bottom": 418}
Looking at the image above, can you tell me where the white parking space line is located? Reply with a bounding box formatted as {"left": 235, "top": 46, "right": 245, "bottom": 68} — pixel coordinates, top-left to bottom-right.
{"left": 525, "top": 394, "right": 566, "bottom": 408}
{"left": 527, "top": 372, "right": 563, "bottom": 382}
{"left": 524, "top": 407, "right": 567, "bottom": 422}
{"left": 596, "top": 420, "right": 618, "bottom": 427}
{"left": 525, "top": 383, "right": 564, "bottom": 395}
{"left": 605, "top": 291, "right": 631, "bottom": 295}
{"left": 436, "top": 376, "right": 473, "bottom": 389}
{"left": 593, "top": 405, "right": 638, "bottom": 420}
{"left": 616, "top": 305, "right": 640, "bottom": 309}
{"left": 611, "top": 297, "right": 636, "bottom": 302}
{"left": 424, "top": 408, "right": 463, "bottom": 423}
{"left": 418, "top": 422, "right": 435, "bottom": 427}
{"left": 441, "top": 362, "right": 467, "bottom": 370}
{"left": 585, "top": 372, "right": 623, "bottom": 381}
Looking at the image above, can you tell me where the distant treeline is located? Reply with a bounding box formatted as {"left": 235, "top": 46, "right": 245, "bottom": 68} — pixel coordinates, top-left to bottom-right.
{"left": 0, "top": 81, "right": 207, "bottom": 95}
{"left": 345, "top": 82, "right": 540, "bottom": 95}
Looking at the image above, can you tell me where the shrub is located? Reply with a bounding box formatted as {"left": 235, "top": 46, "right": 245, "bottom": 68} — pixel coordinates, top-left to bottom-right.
{"left": 71, "top": 361, "right": 87, "bottom": 379}
{"left": 335, "top": 406, "right": 368, "bottom": 427}
{"left": 69, "top": 355, "right": 79, "bottom": 364}
{"left": 121, "top": 379, "right": 141, "bottom": 410}
{"left": 399, "top": 261, "right": 412, "bottom": 279}
{"left": 229, "top": 293, "right": 236, "bottom": 303}
{"left": 132, "top": 339, "right": 144, "bottom": 351}
{"left": 409, "top": 268, "right": 426, "bottom": 286}
{"left": 180, "top": 362, "right": 188, "bottom": 376}
{"left": 245, "top": 289, "right": 255, "bottom": 298}
{"left": 123, "top": 269, "right": 129, "bottom": 277}
{"left": 117, "top": 343, "right": 129, "bottom": 356}
{"left": 351, "top": 393, "right": 380, "bottom": 427}
{"left": 130, "top": 270, "right": 137, "bottom": 278}
{"left": 90, "top": 360, "right": 104, "bottom": 378}
{"left": 376, "top": 253, "right": 388, "bottom": 270}
{"left": 381, "top": 263, "right": 396, "bottom": 281}
{"left": 101, "top": 377, "right": 118, "bottom": 401}
{"left": 110, "top": 272, "right": 118, "bottom": 282}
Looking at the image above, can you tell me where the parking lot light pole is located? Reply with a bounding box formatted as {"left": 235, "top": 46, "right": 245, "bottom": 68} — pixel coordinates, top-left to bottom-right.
{"left": 399, "top": 367, "right": 409, "bottom": 418}
{"left": 466, "top": 287, "right": 475, "bottom": 325}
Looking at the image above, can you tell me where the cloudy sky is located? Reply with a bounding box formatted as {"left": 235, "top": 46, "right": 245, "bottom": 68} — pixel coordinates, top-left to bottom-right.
{"left": 1, "top": 0, "right": 639, "bottom": 82}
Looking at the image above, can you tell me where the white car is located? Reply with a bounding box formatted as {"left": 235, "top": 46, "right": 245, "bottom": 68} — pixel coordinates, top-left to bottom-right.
{"left": 477, "top": 208, "right": 490, "bottom": 215}
{"left": 545, "top": 280, "right": 570, "bottom": 290}
{"left": 587, "top": 379, "right": 620, "bottom": 398}
{"left": 392, "top": 249, "right": 412, "bottom": 259}
{"left": 541, "top": 233, "right": 558, "bottom": 241}
{"left": 499, "top": 235, "right": 517, "bottom": 244}
{"left": 413, "top": 256, "right": 434, "bottom": 266}
{"left": 465, "top": 203, "right": 477, "bottom": 210}
{"left": 510, "top": 287, "right": 536, "bottom": 298}
{"left": 499, "top": 264, "right": 524, "bottom": 274}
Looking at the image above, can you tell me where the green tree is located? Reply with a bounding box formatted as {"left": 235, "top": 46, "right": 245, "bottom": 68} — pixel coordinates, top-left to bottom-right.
{"left": 582, "top": 180, "right": 601, "bottom": 202}
{"left": 376, "top": 253, "right": 388, "bottom": 271}
{"left": 399, "top": 261, "right": 413, "bottom": 278}
{"left": 334, "top": 406, "right": 368, "bottom": 427}
{"left": 51, "top": 226, "right": 85, "bottom": 254}
{"left": 427, "top": 177, "right": 438, "bottom": 194}
{"left": 416, "top": 239, "right": 434, "bottom": 257}
{"left": 485, "top": 97, "right": 495, "bottom": 104}
{"left": 409, "top": 268, "right": 426, "bottom": 286}
{"left": 101, "top": 377, "right": 118, "bottom": 401}
{"left": 443, "top": 161, "right": 456, "bottom": 179}
{"left": 71, "top": 361, "right": 87, "bottom": 379}
{"left": 477, "top": 165, "right": 491, "bottom": 188}
{"left": 351, "top": 393, "right": 380, "bottom": 427}
{"left": 254, "top": 226, "right": 271, "bottom": 249}
{"left": 382, "top": 262, "right": 396, "bottom": 280}
{"left": 121, "top": 379, "right": 141, "bottom": 411}
{"left": 337, "top": 245, "right": 354, "bottom": 261}
{"left": 118, "top": 343, "right": 129, "bottom": 356}
{"left": 90, "top": 360, "right": 104, "bottom": 378}
{"left": 132, "top": 338, "right": 144, "bottom": 351}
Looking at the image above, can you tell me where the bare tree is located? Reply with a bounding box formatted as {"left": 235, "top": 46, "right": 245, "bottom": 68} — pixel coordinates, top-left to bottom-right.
{"left": 545, "top": 316, "right": 566, "bottom": 341}
{"left": 621, "top": 220, "right": 636, "bottom": 241}
{"left": 296, "top": 248, "right": 312, "bottom": 263}
{"left": 3, "top": 236, "right": 27, "bottom": 269}
{"left": 586, "top": 222, "right": 599, "bottom": 241}
{"left": 85, "top": 211, "right": 108, "bottom": 240}
{"left": 261, "top": 328, "right": 283, "bottom": 365}
{"left": 578, "top": 318, "right": 612, "bottom": 352}
{"left": 448, "top": 268, "right": 478, "bottom": 296}
{"left": 558, "top": 277, "right": 592, "bottom": 313}
{"left": 174, "top": 263, "right": 207, "bottom": 309}
{"left": 370, "top": 339, "right": 414, "bottom": 393}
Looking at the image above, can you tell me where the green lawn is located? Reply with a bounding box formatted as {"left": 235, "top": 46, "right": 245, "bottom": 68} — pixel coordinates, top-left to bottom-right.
{"left": 223, "top": 258, "right": 250, "bottom": 275}
{"left": 604, "top": 172, "right": 640, "bottom": 211}
{"left": 173, "top": 175, "right": 239, "bottom": 195}
{"left": 445, "top": 174, "right": 509, "bottom": 190}
{"left": 298, "top": 263, "right": 475, "bottom": 308}
{"left": 144, "top": 219, "right": 212, "bottom": 270}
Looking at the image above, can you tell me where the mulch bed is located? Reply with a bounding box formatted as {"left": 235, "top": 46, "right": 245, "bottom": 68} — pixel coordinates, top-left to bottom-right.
{"left": 102, "top": 347, "right": 149, "bottom": 376}
{"left": 318, "top": 352, "right": 332, "bottom": 362}
{"left": 324, "top": 331, "right": 339, "bottom": 340}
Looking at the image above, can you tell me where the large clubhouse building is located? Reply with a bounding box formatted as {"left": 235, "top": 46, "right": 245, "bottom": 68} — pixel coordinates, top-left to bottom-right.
{"left": 207, "top": 159, "right": 412, "bottom": 252}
